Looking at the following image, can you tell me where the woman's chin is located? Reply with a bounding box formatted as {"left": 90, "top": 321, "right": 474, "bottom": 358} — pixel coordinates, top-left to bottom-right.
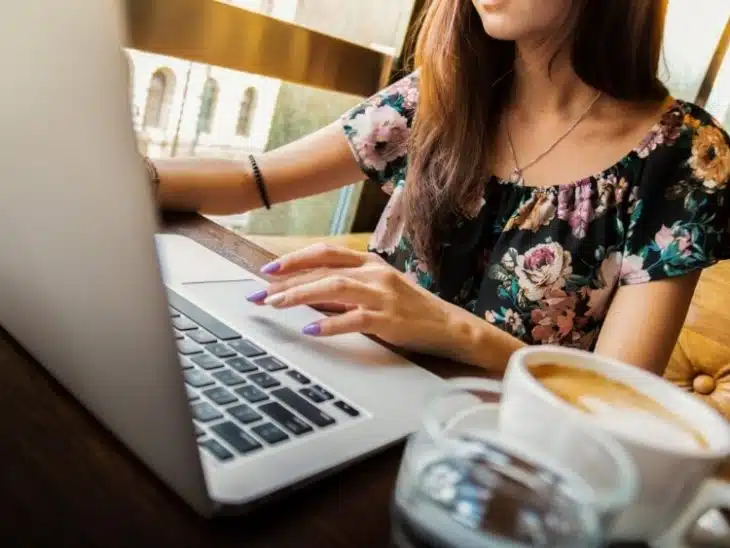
{"left": 477, "top": 16, "right": 526, "bottom": 41}
{"left": 482, "top": 25, "right": 523, "bottom": 41}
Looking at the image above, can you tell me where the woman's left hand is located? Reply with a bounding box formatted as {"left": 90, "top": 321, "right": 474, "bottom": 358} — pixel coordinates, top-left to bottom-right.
{"left": 247, "top": 243, "right": 471, "bottom": 356}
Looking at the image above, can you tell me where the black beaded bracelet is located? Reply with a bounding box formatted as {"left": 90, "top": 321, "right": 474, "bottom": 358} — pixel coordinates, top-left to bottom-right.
{"left": 248, "top": 154, "right": 271, "bottom": 210}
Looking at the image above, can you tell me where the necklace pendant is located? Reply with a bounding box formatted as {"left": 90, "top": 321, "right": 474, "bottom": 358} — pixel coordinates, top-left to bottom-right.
{"left": 508, "top": 168, "right": 524, "bottom": 186}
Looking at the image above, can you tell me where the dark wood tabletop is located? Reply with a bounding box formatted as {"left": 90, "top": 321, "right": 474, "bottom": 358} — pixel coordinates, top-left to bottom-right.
{"left": 0, "top": 212, "right": 489, "bottom": 548}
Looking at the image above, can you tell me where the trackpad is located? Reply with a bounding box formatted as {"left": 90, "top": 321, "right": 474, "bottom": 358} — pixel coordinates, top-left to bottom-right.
{"left": 181, "top": 280, "right": 406, "bottom": 367}
{"left": 182, "top": 279, "right": 323, "bottom": 343}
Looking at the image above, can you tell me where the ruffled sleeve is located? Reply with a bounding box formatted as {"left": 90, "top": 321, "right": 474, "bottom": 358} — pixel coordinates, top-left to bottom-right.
{"left": 340, "top": 72, "right": 419, "bottom": 192}
{"left": 620, "top": 103, "right": 730, "bottom": 285}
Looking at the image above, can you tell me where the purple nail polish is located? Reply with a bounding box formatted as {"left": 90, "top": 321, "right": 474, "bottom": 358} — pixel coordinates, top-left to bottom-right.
{"left": 302, "top": 322, "right": 321, "bottom": 336}
{"left": 260, "top": 262, "right": 281, "bottom": 274}
{"left": 247, "top": 289, "right": 267, "bottom": 302}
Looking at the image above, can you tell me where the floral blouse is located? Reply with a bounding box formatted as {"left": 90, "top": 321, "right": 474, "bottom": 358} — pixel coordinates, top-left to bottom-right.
{"left": 339, "top": 73, "right": 730, "bottom": 350}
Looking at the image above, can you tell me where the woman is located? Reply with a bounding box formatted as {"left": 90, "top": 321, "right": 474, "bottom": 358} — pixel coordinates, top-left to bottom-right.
{"left": 149, "top": 0, "right": 730, "bottom": 375}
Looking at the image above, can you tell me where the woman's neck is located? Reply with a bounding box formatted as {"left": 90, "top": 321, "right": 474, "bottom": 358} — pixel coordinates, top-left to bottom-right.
{"left": 510, "top": 39, "right": 599, "bottom": 121}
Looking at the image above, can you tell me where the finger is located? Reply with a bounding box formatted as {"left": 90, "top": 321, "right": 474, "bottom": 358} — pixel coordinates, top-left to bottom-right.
{"left": 310, "top": 302, "right": 357, "bottom": 313}
{"left": 259, "top": 244, "right": 367, "bottom": 276}
{"left": 301, "top": 309, "right": 384, "bottom": 337}
{"left": 247, "top": 267, "right": 361, "bottom": 303}
{"left": 264, "top": 276, "right": 385, "bottom": 310}
{"left": 249, "top": 297, "right": 354, "bottom": 313}
{"left": 265, "top": 267, "right": 371, "bottom": 296}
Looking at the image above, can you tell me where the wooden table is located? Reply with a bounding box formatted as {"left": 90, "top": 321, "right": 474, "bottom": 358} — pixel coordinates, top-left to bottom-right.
{"left": 0, "top": 213, "right": 491, "bottom": 548}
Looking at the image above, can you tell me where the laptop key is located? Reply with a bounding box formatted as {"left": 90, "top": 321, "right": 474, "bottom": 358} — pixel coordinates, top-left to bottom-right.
{"left": 259, "top": 402, "right": 313, "bottom": 436}
{"left": 199, "top": 439, "right": 234, "bottom": 462}
{"left": 194, "top": 423, "right": 205, "bottom": 437}
{"left": 191, "top": 354, "right": 223, "bottom": 371}
{"left": 311, "top": 385, "right": 334, "bottom": 400}
{"left": 186, "top": 386, "right": 200, "bottom": 400}
{"left": 286, "top": 370, "right": 310, "bottom": 385}
{"left": 252, "top": 423, "right": 289, "bottom": 445}
{"left": 173, "top": 329, "right": 185, "bottom": 340}
{"left": 227, "top": 357, "right": 258, "bottom": 373}
{"left": 300, "top": 387, "right": 327, "bottom": 404}
{"left": 191, "top": 401, "right": 223, "bottom": 422}
{"left": 180, "top": 358, "right": 194, "bottom": 370}
{"left": 184, "top": 369, "right": 214, "bottom": 388}
{"left": 235, "top": 385, "right": 269, "bottom": 403}
{"left": 334, "top": 400, "right": 360, "bottom": 417}
{"left": 177, "top": 339, "right": 203, "bottom": 355}
{"left": 272, "top": 388, "right": 336, "bottom": 428}
{"left": 254, "top": 356, "right": 288, "bottom": 372}
{"left": 169, "top": 307, "right": 181, "bottom": 317}
{"left": 212, "top": 422, "right": 262, "bottom": 454}
{"left": 172, "top": 316, "right": 198, "bottom": 331}
{"left": 166, "top": 290, "right": 243, "bottom": 341}
{"left": 228, "top": 404, "right": 262, "bottom": 424}
{"left": 248, "top": 372, "right": 281, "bottom": 389}
{"left": 187, "top": 329, "right": 217, "bottom": 345}
{"left": 203, "top": 387, "right": 237, "bottom": 406}
{"left": 229, "top": 339, "right": 266, "bottom": 358}
{"left": 213, "top": 369, "right": 245, "bottom": 386}
{"left": 207, "top": 343, "right": 237, "bottom": 359}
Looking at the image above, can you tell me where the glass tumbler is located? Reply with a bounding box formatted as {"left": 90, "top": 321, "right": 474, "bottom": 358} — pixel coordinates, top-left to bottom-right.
{"left": 391, "top": 378, "right": 638, "bottom": 548}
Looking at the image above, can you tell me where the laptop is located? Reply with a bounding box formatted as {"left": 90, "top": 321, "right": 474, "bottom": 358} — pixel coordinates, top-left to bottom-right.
{"left": 0, "top": 0, "right": 445, "bottom": 516}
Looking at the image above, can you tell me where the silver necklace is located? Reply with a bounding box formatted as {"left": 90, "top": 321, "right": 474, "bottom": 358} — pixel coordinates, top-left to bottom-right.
{"left": 505, "top": 91, "right": 603, "bottom": 186}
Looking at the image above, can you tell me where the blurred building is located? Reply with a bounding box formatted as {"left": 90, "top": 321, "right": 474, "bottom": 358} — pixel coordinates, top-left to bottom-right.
{"left": 125, "top": 0, "right": 297, "bottom": 160}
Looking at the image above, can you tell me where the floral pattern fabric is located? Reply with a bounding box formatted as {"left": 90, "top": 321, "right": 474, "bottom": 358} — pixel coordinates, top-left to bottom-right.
{"left": 340, "top": 73, "right": 730, "bottom": 350}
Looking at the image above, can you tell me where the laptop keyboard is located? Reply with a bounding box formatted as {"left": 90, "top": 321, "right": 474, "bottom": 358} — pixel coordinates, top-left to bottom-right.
{"left": 166, "top": 290, "right": 362, "bottom": 463}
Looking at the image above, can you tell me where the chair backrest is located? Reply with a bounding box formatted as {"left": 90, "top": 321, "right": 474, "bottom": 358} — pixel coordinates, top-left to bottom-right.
{"left": 665, "top": 261, "right": 730, "bottom": 418}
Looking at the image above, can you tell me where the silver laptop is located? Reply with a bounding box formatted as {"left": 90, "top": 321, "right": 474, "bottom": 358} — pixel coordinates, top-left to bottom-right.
{"left": 0, "top": 0, "right": 444, "bottom": 516}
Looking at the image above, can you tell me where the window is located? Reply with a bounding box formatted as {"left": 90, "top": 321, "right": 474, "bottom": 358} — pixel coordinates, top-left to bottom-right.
{"left": 197, "top": 77, "right": 219, "bottom": 134}
{"left": 143, "top": 68, "right": 175, "bottom": 129}
{"left": 236, "top": 87, "right": 258, "bottom": 136}
{"left": 660, "top": 0, "right": 729, "bottom": 102}
{"left": 126, "top": 0, "right": 419, "bottom": 237}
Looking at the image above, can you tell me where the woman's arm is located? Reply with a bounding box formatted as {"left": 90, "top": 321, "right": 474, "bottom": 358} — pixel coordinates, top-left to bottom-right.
{"left": 593, "top": 272, "right": 700, "bottom": 375}
{"left": 402, "top": 274, "right": 699, "bottom": 374}
{"left": 153, "top": 121, "right": 364, "bottom": 215}
{"left": 251, "top": 245, "right": 699, "bottom": 376}
{"left": 453, "top": 273, "right": 699, "bottom": 374}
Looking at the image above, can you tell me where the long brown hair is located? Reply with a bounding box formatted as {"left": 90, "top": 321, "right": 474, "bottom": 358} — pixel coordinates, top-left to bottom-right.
{"left": 404, "top": 0, "right": 669, "bottom": 274}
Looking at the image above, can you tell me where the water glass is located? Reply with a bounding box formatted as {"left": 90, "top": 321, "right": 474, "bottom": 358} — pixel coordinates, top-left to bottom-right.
{"left": 391, "top": 378, "right": 638, "bottom": 548}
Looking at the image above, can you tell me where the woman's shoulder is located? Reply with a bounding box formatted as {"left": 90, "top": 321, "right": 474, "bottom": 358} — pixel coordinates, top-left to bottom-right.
{"left": 675, "top": 99, "right": 727, "bottom": 130}
{"left": 342, "top": 71, "right": 420, "bottom": 126}
{"left": 618, "top": 100, "right": 730, "bottom": 285}
{"left": 339, "top": 72, "right": 420, "bottom": 186}
{"left": 638, "top": 98, "right": 729, "bottom": 192}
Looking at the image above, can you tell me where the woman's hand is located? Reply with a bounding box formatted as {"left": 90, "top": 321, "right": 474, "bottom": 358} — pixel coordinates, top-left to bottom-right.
{"left": 246, "top": 244, "right": 477, "bottom": 357}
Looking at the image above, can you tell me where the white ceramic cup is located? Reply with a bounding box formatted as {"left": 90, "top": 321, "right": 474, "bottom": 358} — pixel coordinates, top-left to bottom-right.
{"left": 499, "top": 345, "right": 730, "bottom": 546}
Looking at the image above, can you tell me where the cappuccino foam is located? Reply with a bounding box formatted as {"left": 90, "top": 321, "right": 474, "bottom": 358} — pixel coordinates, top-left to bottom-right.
{"left": 529, "top": 364, "right": 708, "bottom": 451}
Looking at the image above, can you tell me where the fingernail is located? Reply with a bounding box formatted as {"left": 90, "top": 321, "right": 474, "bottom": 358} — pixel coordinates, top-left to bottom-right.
{"left": 261, "top": 261, "right": 281, "bottom": 274}
{"left": 264, "top": 293, "right": 285, "bottom": 306}
{"left": 302, "top": 322, "right": 321, "bottom": 336}
{"left": 247, "top": 289, "right": 267, "bottom": 302}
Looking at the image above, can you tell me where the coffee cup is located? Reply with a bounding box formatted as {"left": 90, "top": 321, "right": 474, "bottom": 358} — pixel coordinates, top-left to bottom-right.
{"left": 499, "top": 345, "right": 730, "bottom": 545}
